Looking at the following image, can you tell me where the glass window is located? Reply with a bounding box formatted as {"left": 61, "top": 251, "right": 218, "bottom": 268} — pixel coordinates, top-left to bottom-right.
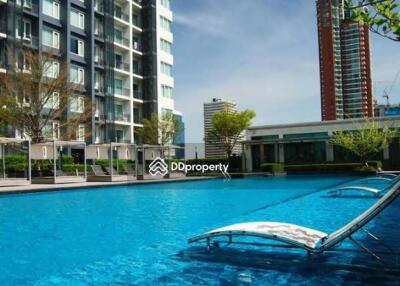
{"left": 160, "top": 0, "right": 170, "bottom": 9}
{"left": 42, "top": 29, "right": 59, "bottom": 49}
{"left": 43, "top": 0, "right": 60, "bottom": 19}
{"left": 77, "top": 125, "right": 85, "bottom": 141}
{"left": 160, "top": 16, "right": 171, "bottom": 32}
{"left": 71, "top": 10, "right": 85, "bottom": 29}
{"left": 44, "top": 61, "right": 59, "bottom": 78}
{"left": 71, "top": 38, "right": 84, "bottom": 56}
{"left": 114, "top": 78, "right": 123, "bottom": 94}
{"left": 70, "top": 65, "right": 85, "bottom": 84}
{"left": 70, "top": 96, "right": 85, "bottom": 113}
{"left": 161, "top": 84, "right": 173, "bottom": 98}
{"left": 161, "top": 62, "right": 172, "bottom": 76}
{"left": 44, "top": 92, "right": 60, "bottom": 109}
{"left": 160, "top": 39, "right": 172, "bottom": 54}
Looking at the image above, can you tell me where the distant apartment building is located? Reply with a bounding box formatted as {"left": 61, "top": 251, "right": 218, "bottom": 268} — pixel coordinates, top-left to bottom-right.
{"left": 0, "top": 0, "right": 178, "bottom": 144}
{"left": 204, "top": 98, "right": 241, "bottom": 158}
{"left": 173, "top": 110, "right": 184, "bottom": 159}
{"left": 317, "top": 0, "right": 373, "bottom": 121}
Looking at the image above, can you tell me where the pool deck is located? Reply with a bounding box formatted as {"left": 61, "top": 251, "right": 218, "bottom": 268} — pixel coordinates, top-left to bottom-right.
{"left": 0, "top": 175, "right": 215, "bottom": 195}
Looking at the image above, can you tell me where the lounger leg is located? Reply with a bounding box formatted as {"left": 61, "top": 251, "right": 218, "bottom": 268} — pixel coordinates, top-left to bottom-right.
{"left": 349, "top": 236, "right": 388, "bottom": 267}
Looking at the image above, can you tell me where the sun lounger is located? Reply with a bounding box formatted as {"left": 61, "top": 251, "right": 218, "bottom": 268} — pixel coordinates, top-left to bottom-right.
{"left": 189, "top": 180, "right": 400, "bottom": 263}
{"left": 328, "top": 186, "right": 382, "bottom": 197}
{"left": 91, "top": 165, "right": 106, "bottom": 176}
{"left": 104, "top": 166, "right": 117, "bottom": 176}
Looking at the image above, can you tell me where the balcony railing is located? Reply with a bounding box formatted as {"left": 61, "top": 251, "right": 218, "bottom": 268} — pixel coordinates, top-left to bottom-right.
{"left": 94, "top": 57, "right": 105, "bottom": 66}
{"left": 0, "top": 22, "right": 6, "bottom": 34}
{"left": 94, "top": 2, "right": 104, "bottom": 13}
{"left": 132, "top": 17, "right": 141, "bottom": 28}
{"left": 94, "top": 29, "right": 104, "bottom": 38}
{"left": 114, "top": 36, "right": 129, "bottom": 47}
{"left": 115, "top": 113, "right": 130, "bottom": 122}
{"left": 132, "top": 41, "right": 142, "bottom": 52}
{"left": 132, "top": 0, "right": 142, "bottom": 6}
{"left": 114, "top": 11, "right": 129, "bottom": 22}
{"left": 133, "top": 115, "right": 142, "bottom": 124}
{"left": 15, "top": 1, "right": 39, "bottom": 14}
{"left": 114, "top": 62, "right": 130, "bottom": 72}
{"left": 132, "top": 66, "right": 142, "bottom": 75}
{"left": 115, "top": 88, "right": 130, "bottom": 97}
{"left": 133, "top": 90, "right": 143, "bottom": 100}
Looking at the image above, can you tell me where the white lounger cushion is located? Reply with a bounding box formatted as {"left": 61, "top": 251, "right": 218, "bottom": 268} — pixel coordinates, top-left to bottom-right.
{"left": 333, "top": 186, "right": 381, "bottom": 195}
{"left": 197, "top": 222, "right": 327, "bottom": 249}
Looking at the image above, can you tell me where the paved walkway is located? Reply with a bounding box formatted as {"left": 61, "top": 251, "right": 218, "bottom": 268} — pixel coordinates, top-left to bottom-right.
{"left": 0, "top": 176, "right": 215, "bottom": 195}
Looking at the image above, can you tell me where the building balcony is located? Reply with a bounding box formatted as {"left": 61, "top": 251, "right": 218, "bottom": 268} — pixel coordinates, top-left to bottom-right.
{"left": 115, "top": 88, "right": 130, "bottom": 97}
{"left": 94, "top": 56, "right": 105, "bottom": 66}
{"left": 94, "top": 29, "right": 104, "bottom": 39}
{"left": 133, "top": 90, "right": 143, "bottom": 100}
{"left": 114, "top": 11, "right": 129, "bottom": 23}
{"left": 132, "top": 0, "right": 142, "bottom": 8}
{"left": 18, "top": 35, "right": 39, "bottom": 49}
{"left": 132, "top": 17, "right": 142, "bottom": 29}
{"left": 114, "top": 36, "right": 129, "bottom": 47}
{"left": 115, "top": 113, "right": 130, "bottom": 122}
{"left": 132, "top": 41, "right": 142, "bottom": 52}
{"left": 133, "top": 115, "right": 142, "bottom": 124}
{"left": 132, "top": 66, "right": 142, "bottom": 75}
{"left": 114, "top": 61, "right": 130, "bottom": 72}
{"left": 16, "top": 1, "right": 39, "bottom": 15}
{"left": 94, "top": 1, "right": 104, "bottom": 13}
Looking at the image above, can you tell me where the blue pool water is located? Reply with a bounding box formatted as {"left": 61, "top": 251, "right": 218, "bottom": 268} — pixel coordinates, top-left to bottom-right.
{"left": 0, "top": 175, "right": 399, "bottom": 285}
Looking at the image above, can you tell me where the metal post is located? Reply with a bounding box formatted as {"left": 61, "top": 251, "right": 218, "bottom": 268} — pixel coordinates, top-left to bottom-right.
{"left": 53, "top": 141, "right": 57, "bottom": 182}
{"left": 28, "top": 140, "right": 31, "bottom": 182}
{"left": 110, "top": 142, "right": 113, "bottom": 178}
{"left": 2, "top": 144, "right": 5, "bottom": 179}
{"left": 84, "top": 143, "right": 87, "bottom": 179}
{"left": 135, "top": 145, "right": 138, "bottom": 178}
{"left": 142, "top": 145, "right": 145, "bottom": 178}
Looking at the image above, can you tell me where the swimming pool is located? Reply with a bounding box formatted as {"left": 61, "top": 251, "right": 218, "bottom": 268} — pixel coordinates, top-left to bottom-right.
{"left": 0, "top": 175, "right": 398, "bottom": 285}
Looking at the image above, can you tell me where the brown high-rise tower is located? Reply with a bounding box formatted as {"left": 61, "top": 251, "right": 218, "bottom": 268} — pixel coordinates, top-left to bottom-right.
{"left": 317, "top": 0, "right": 373, "bottom": 120}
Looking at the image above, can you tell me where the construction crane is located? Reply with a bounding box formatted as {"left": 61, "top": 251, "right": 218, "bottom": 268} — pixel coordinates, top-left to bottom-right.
{"left": 382, "top": 71, "right": 400, "bottom": 107}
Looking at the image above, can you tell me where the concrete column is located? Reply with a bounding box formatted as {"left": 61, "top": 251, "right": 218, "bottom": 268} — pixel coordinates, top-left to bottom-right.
{"left": 274, "top": 143, "right": 279, "bottom": 163}
{"left": 326, "top": 142, "right": 334, "bottom": 162}
{"left": 383, "top": 147, "right": 390, "bottom": 160}
{"left": 278, "top": 143, "right": 285, "bottom": 163}
{"left": 259, "top": 144, "right": 265, "bottom": 164}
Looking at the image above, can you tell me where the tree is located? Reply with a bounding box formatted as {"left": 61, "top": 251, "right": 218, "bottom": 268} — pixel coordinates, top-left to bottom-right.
{"left": 330, "top": 119, "right": 396, "bottom": 165}
{"left": 0, "top": 49, "right": 91, "bottom": 143}
{"left": 135, "top": 113, "right": 182, "bottom": 146}
{"left": 346, "top": 0, "right": 400, "bottom": 42}
{"left": 206, "top": 109, "right": 256, "bottom": 158}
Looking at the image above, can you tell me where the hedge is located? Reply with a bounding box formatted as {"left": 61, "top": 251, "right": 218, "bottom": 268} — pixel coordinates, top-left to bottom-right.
{"left": 185, "top": 157, "right": 242, "bottom": 173}
{"left": 260, "top": 163, "right": 285, "bottom": 173}
{"left": 284, "top": 161, "right": 382, "bottom": 173}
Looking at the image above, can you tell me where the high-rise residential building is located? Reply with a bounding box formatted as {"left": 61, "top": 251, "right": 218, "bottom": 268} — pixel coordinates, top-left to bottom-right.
{"left": 317, "top": 0, "right": 373, "bottom": 121}
{"left": 0, "top": 0, "right": 177, "bottom": 144}
{"left": 204, "top": 98, "right": 241, "bottom": 158}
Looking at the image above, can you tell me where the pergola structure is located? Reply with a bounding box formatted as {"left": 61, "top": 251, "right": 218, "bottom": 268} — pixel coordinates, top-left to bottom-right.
{"left": 87, "top": 143, "right": 136, "bottom": 182}
{"left": 31, "top": 140, "right": 87, "bottom": 184}
{"left": 135, "top": 144, "right": 185, "bottom": 180}
{"left": 0, "top": 137, "right": 31, "bottom": 187}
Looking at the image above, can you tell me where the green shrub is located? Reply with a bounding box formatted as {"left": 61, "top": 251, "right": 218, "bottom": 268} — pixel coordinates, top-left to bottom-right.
{"left": 283, "top": 162, "right": 382, "bottom": 173}
{"left": 185, "top": 157, "right": 242, "bottom": 173}
{"left": 366, "top": 161, "right": 382, "bottom": 170}
{"left": 4, "top": 155, "right": 28, "bottom": 172}
{"left": 62, "top": 164, "right": 86, "bottom": 173}
{"left": 261, "top": 163, "right": 285, "bottom": 173}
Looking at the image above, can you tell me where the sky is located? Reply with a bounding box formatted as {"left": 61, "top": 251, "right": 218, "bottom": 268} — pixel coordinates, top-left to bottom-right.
{"left": 171, "top": 0, "right": 400, "bottom": 143}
